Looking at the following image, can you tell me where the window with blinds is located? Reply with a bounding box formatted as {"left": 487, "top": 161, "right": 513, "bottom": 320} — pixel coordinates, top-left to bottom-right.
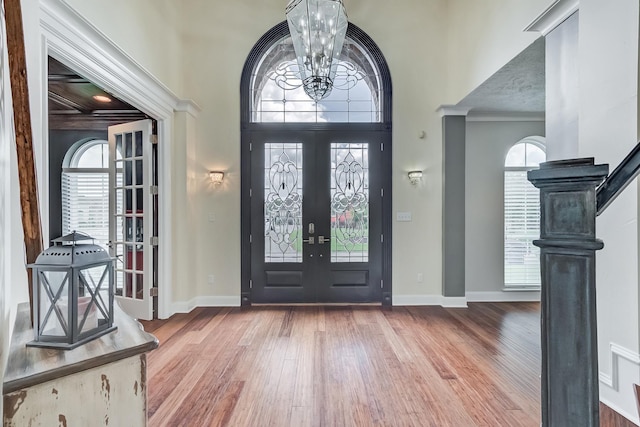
{"left": 62, "top": 171, "right": 109, "bottom": 245}
{"left": 61, "top": 140, "right": 113, "bottom": 248}
{"left": 504, "top": 138, "right": 546, "bottom": 289}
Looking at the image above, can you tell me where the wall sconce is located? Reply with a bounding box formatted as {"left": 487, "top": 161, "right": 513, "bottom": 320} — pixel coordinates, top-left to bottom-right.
{"left": 408, "top": 170, "right": 423, "bottom": 185}
{"left": 209, "top": 171, "right": 224, "bottom": 185}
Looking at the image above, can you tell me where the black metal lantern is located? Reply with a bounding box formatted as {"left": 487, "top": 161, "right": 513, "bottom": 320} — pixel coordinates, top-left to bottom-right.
{"left": 27, "top": 232, "right": 116, "bottom": 349}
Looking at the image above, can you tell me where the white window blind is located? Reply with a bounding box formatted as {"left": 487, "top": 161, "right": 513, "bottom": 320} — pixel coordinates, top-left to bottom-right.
{"left": 504, "top": 170, "right": 541, "bottom": 288}
{"left": 503, "top": 138, "right": 545, "bottom": 290}
{"left": 62, "top": 170, "right": 109, "bottom": 246}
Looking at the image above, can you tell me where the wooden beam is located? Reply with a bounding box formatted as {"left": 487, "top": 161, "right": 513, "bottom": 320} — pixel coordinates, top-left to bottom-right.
{"left": 5, "top": 0, "right": 43, "bottom": 321}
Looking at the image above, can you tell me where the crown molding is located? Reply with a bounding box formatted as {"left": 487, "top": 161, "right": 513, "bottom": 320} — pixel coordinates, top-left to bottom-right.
{"left": 436, "top": 105, "right": 470, "bottom": 117}
{"left": 466, "top": 111, "right": 545, "bottom": 122}
{"left": 175, "top": 100, "right": 202, "bottom": 117}
{"left": 524, "top": 0, "right": 579, "bottom": 36}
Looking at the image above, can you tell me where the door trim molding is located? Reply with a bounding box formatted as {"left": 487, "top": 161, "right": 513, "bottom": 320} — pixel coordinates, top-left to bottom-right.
{"left": 39, "top": 0, "right": 186, "bottom": 318}
{"left": 240, "top": 21, "right": 393, "bottom": 305}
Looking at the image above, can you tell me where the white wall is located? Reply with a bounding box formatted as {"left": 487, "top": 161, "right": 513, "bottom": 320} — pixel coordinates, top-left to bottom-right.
{"left": 577, "top": 0, "right": 640, "bottom": 422}
{"left": 445, "top": 0, "right": 551, "bottom": 104}
{"left": 545, "top": 11, "right": 579, "bottom": 161}
{"left": 62, "top": 0, "right": 184, "bottom": 97}
{"left": 465, "top": 120, "right": 545, "bottom": 298}
{"left": 177, "top": 0, "right": 450, "bottom": 301}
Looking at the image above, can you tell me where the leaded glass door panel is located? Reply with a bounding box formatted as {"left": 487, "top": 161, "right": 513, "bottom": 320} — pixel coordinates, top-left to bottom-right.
{"left": 250, "top": 130, "right": 382, "bottom": 303}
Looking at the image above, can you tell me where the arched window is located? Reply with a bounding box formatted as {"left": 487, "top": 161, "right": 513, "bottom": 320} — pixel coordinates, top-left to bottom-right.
{"left": 504, "top": 136, "right": 546, "bottom": 289}
{"left": 249, "top": 31, "right": 383, "bottom": 123}
{"left": 62, "top": 139, "right": 119, "bottom": 246}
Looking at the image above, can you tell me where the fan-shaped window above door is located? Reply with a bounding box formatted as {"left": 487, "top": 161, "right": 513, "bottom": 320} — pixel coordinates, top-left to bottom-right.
{"left": 249, "top": 34, "right": 383, "bottom": 123}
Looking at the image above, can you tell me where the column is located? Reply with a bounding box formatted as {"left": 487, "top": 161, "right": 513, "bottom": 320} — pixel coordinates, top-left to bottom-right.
{"left": 528, "top": 158, "right": 608, "bottom": 427}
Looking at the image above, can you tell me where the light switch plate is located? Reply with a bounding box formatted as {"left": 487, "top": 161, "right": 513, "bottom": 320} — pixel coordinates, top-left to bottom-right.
{"left": 396, "top": 211, "right": 412, "bottom": 222}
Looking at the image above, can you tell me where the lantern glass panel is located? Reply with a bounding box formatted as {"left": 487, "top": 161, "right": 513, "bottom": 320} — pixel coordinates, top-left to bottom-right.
{"left": 39, "top": 270, "right": 70, "bottom": 337}
{"left": 78, "top": 265, "right": 110, "bottom": 333}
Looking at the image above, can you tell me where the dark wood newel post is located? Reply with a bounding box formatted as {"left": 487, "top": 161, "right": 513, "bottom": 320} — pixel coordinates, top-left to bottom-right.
{"left": 528, "top": 158, "right": 609, "bottom": 427}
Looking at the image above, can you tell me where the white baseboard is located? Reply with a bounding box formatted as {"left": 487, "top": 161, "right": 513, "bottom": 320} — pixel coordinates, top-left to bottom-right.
{"left": 441, "top": 297, "right": 468, "bottom": 308}
{"left": 599, "top": 342, "right": 640, "bottom": 425}
{"left": 600, "top": 395, "right": 639, "bottom": 426}
{"left": 466, "top": 291, "right": 540, "bottom": 302}
{"left": 171, "top": 296, "right": 241, "bottom": 314}
{"left": 393, "top": 295, "right": 467, "bottom": 308}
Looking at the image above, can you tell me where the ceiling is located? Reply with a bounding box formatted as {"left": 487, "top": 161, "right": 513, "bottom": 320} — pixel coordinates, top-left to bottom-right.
{"left": 456, "top": 37, "right": 545, "bottom": 116}
{"left": 48, "top": 57, "right": 148, "bottom": 130}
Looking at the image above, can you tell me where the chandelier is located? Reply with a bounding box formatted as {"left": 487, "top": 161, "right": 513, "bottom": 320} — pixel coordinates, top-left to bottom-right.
{"left": 286, "top": 0, "right": 348, "bottom": 101}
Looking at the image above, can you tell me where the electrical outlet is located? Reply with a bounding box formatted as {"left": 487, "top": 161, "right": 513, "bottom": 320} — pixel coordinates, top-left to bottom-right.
{"left": 417, "top": 273, "right": 424, "bottom": 283}
{"left": 208, "top": 213, "right": 216, "bottom": 222}
{"left": 208, "top": 274, "right": 215, "bottom": 285}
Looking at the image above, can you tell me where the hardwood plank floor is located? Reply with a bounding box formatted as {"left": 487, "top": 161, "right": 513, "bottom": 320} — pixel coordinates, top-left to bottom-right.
{"left": 140, "top": 303, "right": 635, "bottom": 427}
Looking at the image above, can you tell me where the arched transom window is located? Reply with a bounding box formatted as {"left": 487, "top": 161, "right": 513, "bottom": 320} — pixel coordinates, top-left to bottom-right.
{"left": 504, "top": 136, "right": 546, "bottom": 289}
{"left": 250, "top": 35, "right": 382, "bottom": 123}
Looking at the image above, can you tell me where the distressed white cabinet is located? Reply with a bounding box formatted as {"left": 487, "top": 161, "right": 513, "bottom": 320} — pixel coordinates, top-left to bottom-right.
{"left": 3, "top": 303, "right": 157, "bottom": 426}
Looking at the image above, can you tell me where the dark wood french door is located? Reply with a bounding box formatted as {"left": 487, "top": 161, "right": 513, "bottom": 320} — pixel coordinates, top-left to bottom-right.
{"left": 249, "top": 130, "right": 383, "bottom": 303}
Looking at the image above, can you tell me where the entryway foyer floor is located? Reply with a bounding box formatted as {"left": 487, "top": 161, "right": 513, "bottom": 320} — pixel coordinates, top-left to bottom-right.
{"left": 141, "top": 303, "right": 548, "bottom": 426}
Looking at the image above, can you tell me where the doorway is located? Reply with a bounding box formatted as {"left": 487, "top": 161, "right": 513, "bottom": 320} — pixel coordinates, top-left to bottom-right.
{"left": 48, "top": 57, "right": 158, "bottom": 319}
{"left": 241, "top": 22, "right": 393, "bottom": 305}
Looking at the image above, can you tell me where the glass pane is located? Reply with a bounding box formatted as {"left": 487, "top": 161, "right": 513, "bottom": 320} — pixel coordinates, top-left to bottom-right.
{"left": 250, "top": 35, "right": 382, "bottom": 123}
{"left": 115, "top": 216, "right": 124, "bottom": 241}
{"left": 136, "top": 189, "right": 143, "bottom": 213}
{"left": 38, "top": 271, "right": 69, "bottom": 337}
{"left": 125, "top": 273, "right": 134, "bottom": 298}
{"left": 75, "top": 142, "right": 109, "bottom": 168}
{"left": 525, "top": 143, "right": 546, "bottom": 167}
{"left": 124, "top": 132, "right": 132, "bottom": 158}
{"left": 116, "top": 134, "right": 123, "bottom": 159}
{"left": 134, "top": 273, "right": 144, "bottom": 300}
{"left": 125, "top": 217, "right": 133, "bottom": 243}
{"left": 125, "top": 160, "right": 133, "bottom": 186}
{"left": 264, "top": 143, "right": 303, "bottom": 263}
{"left": 505, "top": 143, "right": 526, "bottom": 167}
{"left": 116, "top": 189, "right": 124, "bottom": 215}
{"left": 78, "top": 265, "right": 109, "bottom": 333}
{"left": 331, "top": 143, "right": 369, "bottom": 262}
{"left": 135, "top": 217, "right": 144, "bottom": 250}
{"left": 135, "top": 159, "right": 143, "bottom": 185}
{"left": 125, "top": 189, "right": 133, "bottom": 213}
{"left": 135, "top": 131, "right": 143, "bottom": 157}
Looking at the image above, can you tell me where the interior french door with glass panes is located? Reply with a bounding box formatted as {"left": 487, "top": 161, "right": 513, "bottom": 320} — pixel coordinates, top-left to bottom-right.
{"left": 250, "top": 130, "right": 382, "bottom": 303}
{"left": 108, "top": 120, "right": 153, "bottom": 319}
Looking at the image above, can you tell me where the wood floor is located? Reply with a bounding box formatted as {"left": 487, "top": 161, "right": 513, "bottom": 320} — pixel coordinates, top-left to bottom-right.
{"left": 140, "top": 303, "right": 635, "bottom": 427}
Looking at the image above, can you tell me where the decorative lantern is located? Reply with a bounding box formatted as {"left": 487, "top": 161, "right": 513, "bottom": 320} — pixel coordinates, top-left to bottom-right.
{"left": 27, "top": 232, "right": 116, "bottom": 349}
{"left": 286, "top": 0, "right": 348, "bottom": 101}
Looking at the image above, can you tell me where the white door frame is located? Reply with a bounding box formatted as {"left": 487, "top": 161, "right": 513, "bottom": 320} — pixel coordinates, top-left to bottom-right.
{"left": 39, "top": 0, "right": 196, "bottom": 318}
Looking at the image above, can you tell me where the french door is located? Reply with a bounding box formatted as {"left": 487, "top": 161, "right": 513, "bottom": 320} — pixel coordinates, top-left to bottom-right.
{"left": 249, "top": 130, "right": 383, "bottom": 303}
{"left": 108, "top": 120, "right": 154, "bottom": 319}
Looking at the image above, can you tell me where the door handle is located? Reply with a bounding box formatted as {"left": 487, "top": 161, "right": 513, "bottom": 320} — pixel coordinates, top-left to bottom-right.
{"left": 318, "top": 236, "right": 331, "bottom": 244}
{"left": 308, "top": 223, "right": 315, "bottom": 234}
{"left": 303, "top": 236, "right": 315, "bottom": 244}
